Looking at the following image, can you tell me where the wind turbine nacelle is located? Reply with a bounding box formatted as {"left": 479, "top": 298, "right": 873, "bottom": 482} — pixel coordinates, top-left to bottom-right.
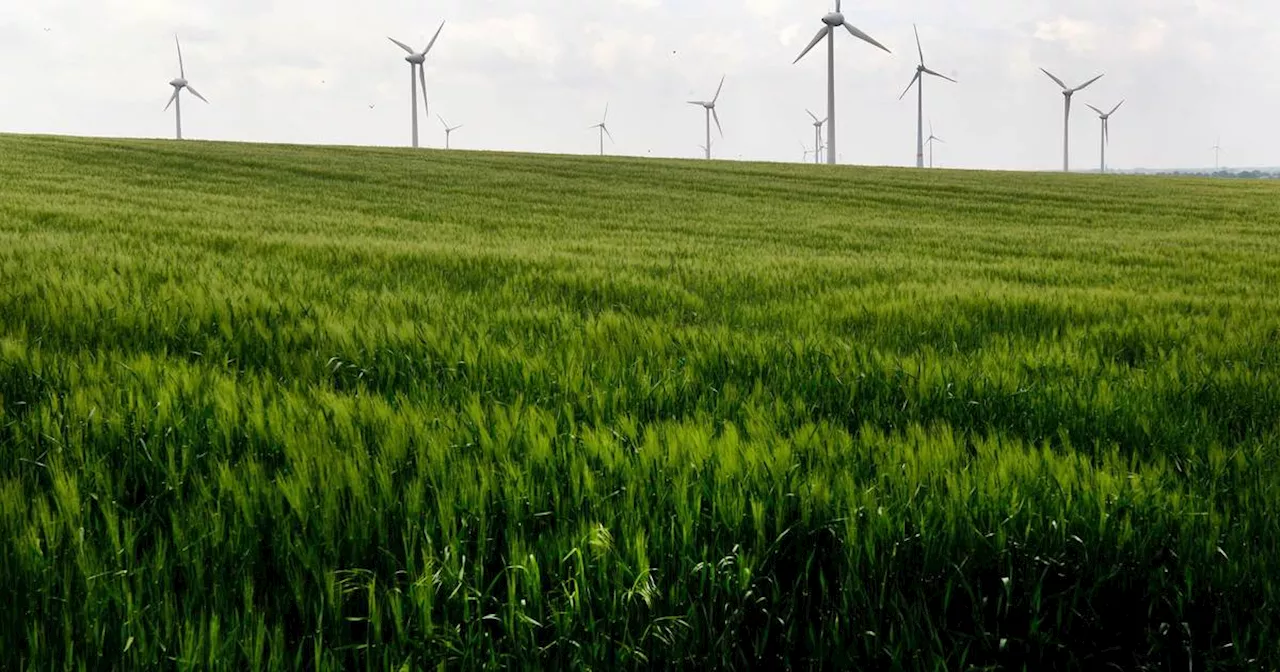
{"left": 822, "top": 12, "right": 844, "bottom": 26}
{"left": 406, "top": 54, "right": 426, "bottom": 65}
{"left": 170, "top": 78, "right": 187, "bottom": 88}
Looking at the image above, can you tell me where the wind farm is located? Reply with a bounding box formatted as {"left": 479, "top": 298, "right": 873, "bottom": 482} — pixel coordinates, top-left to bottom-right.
{"left": 792, "top": 0, "right": 891, "bottom": 165}
{"left": 3, "top": 4, "right": 1279, "bottom": 671}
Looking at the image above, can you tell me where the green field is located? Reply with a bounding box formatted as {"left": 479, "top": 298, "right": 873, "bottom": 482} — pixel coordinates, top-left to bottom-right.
{"left": 2, "top": 133, "right": 1279, "bottom": 669}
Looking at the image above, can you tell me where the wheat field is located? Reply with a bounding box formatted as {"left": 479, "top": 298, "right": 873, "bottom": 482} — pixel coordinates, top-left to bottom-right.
{"left": 2, "top": 134, "right": 1279, "bottom": 669}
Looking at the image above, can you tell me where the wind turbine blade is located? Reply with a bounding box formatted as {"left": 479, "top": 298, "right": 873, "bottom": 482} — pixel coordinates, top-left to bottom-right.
{"left": 1104, "top": 119, "right": 1109, "bottom": 145}
{"left": 175, "top": 35, "right": 185, "bottom": 79}
{"left": 418, "top": 66, "right": 429, "bottom": 117}
{"left": 922, "top": 67, "right": 956, "bottom": 83}
{"left": 1109, "top": 99, "right": 1125, "bottom": 116}
{"left": 914, "top": 24, "right": 924, "bottom": 66}
{"left": 603, "top": 102, "right": 609, "bottom": 123}
{"left": 712, "top": 107, "right": 723, "bottom": 137}
{"left": 897, "top": 72, "right": 920, "bottom": 101}
{"left": 935, "top": 137, "right": 945, "bottom": 144}
{"left": 793, "top": 26, "right": 830, "bottom": 64}
{"left": 164, "top": 89, "right": 178, "bottom": 111}
{"left": 388, "top": 37, "right": 415, "bottom": 54}
{"left": 1085, "top": 103, "right": 1105, "bottom": 116}
{"left": 687, "top": 100, "right": 705, "bottom": 106}
{"left": 438, "top": 114, "right": 448, "bottom": 129}
{"left": 604, "top": 126, "right": 614, "bottom": 143}
{"left": 807, "top": 109, "right": 819, "bottom": 123}
{"left": 1071, "top": 74, "right": 1104, "bottom": 92}
{"left": 1040, "top": 68, "right": 1067, "bottom": 90}
{"left": 452, "top": 125, "right": 463, "bottom": 132}
{"left": 713, "top": 75, "right": 725, "bottom": 104}
{"left": 186, "top": 86, "right": 208, "bottom": 103}
{"left": 423, "top": 21, "right": 445, "bottom": 55}
{"left": 843, "top": 23, "right": 891, "bottom": 53}
{"left": 835, "top": 0, "right": 841, "bottom": 12}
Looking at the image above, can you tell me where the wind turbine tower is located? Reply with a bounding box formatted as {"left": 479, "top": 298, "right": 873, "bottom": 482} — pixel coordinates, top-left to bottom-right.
{"left": 388, "top": 21, "right": 445, "bottom": 149}
{"left": 898, "top": 25, "right": 955, "bottom": 168}
{"left": 806, "top": 110, "right": 827, "bottom": 164}
{"left": 589, "top": 104, "right": 614, "bottom": 156}
{"left": 688, "top": 76, "right": 725, "bottom": 160}
{"left": 164, "top": 36, "right": 208, "bottom": 140}
{"left": 1040, "top": 68, "right": 1104, "bottom": 172}
{"left": 1085, "top": 100, "right": 1124, "bottom": 173}
{"left": 793, "top": 0, "right": 891, "bottom": 165}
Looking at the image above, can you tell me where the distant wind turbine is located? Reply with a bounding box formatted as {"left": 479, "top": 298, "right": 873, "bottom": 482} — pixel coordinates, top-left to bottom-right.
{"left": 1041, "top": 68, "right": 1104, "bottom": 172}
{"left": 688, "top": 76, "right": 725, "bottom": 160}
{"left": 589, "top": 104, "right": 614, "bottom": 156}
{"left": 793, "top": 0, "right": 891, "bottom": 165}
{"left": 438, "top": 115, "right": 463, "bottom": 149}
{"left": 164, "top": 36, "right": 208, "bottom": 141}
{"left": 898, "top": 25, "right": 955, "bottom": 168}
{"left": 1085, "top": 100, "right": 1124, "bottom": 174}
{"left": 806, "top": 109, "right": 827, "bottom": 164}
{"left": 388, "top": 21, "right": 445, "bottom": 149}
{"left": 924, "top": 121, "right": 944, "bottom": 169}
{"left": 1213, "top": 137, "right": 1222, "bottom": 171}
{"left": 801, "top": 140, "right": 817, "bottom": 163}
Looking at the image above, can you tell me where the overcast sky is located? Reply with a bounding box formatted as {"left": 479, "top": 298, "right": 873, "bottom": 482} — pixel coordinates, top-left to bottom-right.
{"left": 2, "top": 0, "right": 1276, "bottom": 170}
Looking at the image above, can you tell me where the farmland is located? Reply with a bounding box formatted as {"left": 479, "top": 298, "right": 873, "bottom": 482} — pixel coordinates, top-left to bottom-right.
{"left": 1, "top": 133, "right": 1279, "bottom": 669}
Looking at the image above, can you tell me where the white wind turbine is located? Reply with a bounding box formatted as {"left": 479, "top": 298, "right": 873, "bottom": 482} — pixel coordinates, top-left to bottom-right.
{"left": 793, "top": 0, "right": 891, "bottom": 165}
{"left": 388, "top": 21, "right": 445, "bottom": 149}
{"left": 589, "top": 104, "right": 614, "bottom": 156}
{"left": 688, "top": 76, "right": 725, "bottom": 160}
{"left": 806, "top": 109, "right": 827, "bottom": 164}
{"left": 1085, "top": 100, "right": 1123, "bottom": 174}
{"left": 1213, "top": 137, "right": 1222, "bottom": 171}
{"left": 801, "top": 140, "right": 817, "bottom": 163}
{"left": 924, "top": 121, "right": 944, "bottom": 168}
{"left": 438, "top": 115, "right": 462, "bottom": 150}
{"left": 164, "top": 36, "right": 208, "bottom": 141}
{"left": 1041, "top": 68, "right": 1103, "bottom": 172}
{"left": 898, "top": 25, "right": 955, "bottom": 168}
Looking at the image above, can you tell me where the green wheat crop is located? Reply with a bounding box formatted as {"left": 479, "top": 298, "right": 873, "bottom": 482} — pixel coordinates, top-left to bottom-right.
{"left": 2, "top": 133, "right": 1279, "bottom": 670}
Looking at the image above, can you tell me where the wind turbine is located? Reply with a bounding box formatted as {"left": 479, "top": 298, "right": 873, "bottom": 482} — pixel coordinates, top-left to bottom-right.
{"left": 924, "top": 121, "right": 944, "bottom": 168}
{"left": 589, "top": 104, "right": 614, "bottom": 156}
{"left": 438, "top": 115, "right": 462, "bottom": 150}
{"left": 1085, "top": 100, "right": 1124, "bottom": 174}
{"left": 898, "top": 25, "right": 955, "bottom": 168}
{"left": 164, "top": 36, "right": 208, "bottom": 141}
{"left": 1041, "top": 68, "right": 1104, "bottom": 172}
{"left": 688, "top": 76, "right": 724, "bottom": 160}
{"left": 388, "top": 21, "right": 445, "bottom": 149}
{"left": 1213, "top": 137, "right": 1222, "bottom": 171}
{"left": 793, "top": 0, "right": 891, "bottom": 165}
{"left": 801, "top": 140, "right": 817, "bottom": 163}
{"left": 806, "top": 109, "right": 827, "bottom": 164}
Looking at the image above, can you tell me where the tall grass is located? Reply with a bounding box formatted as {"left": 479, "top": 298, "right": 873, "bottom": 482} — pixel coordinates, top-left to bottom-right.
{"left": 2, "top": 133, "right": 1279, "bottom": 669}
